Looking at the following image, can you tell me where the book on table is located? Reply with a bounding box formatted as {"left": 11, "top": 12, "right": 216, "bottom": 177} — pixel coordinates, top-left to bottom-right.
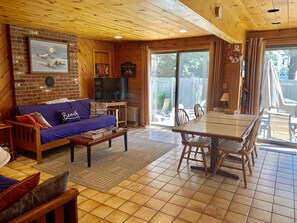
{"left": 81, "top": 128, "right": 107, "bottom": 139}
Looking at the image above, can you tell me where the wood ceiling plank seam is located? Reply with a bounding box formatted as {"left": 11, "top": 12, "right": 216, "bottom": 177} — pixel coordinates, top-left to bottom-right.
{"left": 273, "top": 0, "right": 289, "bottom": 25}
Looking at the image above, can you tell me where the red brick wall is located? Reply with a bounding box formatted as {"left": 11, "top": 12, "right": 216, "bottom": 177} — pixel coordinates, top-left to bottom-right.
{"left": 9, "top": 25, "right": 79, "bottom": 106}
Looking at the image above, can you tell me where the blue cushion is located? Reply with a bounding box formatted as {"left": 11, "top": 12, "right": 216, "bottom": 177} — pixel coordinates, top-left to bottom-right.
{"left": 69, "top": 99, "right": 95, "bottom": 120}
{"left": 57, "top": 108, "right": 80, "bottom": 124}
{"left": 0, "top": 175, "right": 19, "bottom": 192}
{"left": 16, "top": 102, "right": 72, "bottom": 126}
{"left": 40, "top": 115, "right": 117, "bottom": 144}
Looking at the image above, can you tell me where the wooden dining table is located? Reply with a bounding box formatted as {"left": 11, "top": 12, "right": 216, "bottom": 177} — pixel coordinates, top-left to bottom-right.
{"left": 172, "top": 111, "right": 256, "bottom": 179}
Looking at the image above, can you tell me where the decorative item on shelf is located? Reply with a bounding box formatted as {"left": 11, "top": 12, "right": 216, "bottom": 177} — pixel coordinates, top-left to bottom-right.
{"left": 121, "top": 62, "right": 136, "bottom": 77}
{"left": 220, "top": 92, "right": 229, "bottom": 109}
{"left": 29, "top": 38, "right": 69, "bottom": 74}
{"left": 228, "top": 44, "right": 242, "bottom": 63}
{"left": 95, "top": 63, "right": 109, "bottom": 77}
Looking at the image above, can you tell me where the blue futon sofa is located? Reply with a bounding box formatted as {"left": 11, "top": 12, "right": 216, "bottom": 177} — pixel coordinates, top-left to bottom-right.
{"left": 8, "top": 99, "right": 117, "bottom": 164}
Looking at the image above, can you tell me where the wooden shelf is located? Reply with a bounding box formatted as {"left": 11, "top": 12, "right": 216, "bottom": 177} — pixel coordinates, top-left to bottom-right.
{"left": 93, "top": 49, "right": 112, "bottom": 77}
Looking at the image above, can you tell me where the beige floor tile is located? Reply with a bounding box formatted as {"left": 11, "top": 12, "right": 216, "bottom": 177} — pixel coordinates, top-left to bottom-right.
{"left": 91, "top": 192, "right": 112, "bottom": 203}
{"left": 150, "top": 212, "right": 175, "bottom": 223}
{"left": 177, "top": 208, "right": 202, "bottom": 223}
{"left": 130, "top": 193, "right": 151, "bottom": 205}
{"left": 232, "top": 194, "right": 253, "bottom": 206}
{"left": 77, "top": 195, "right": 88, "bottom": 205}
{"left": 219, "top": 183, "right": 238, "bottom": 193}
{"left": 153, "top": 190, "right": 174, "bottom": 202}
{"left": 252, "top": 198, "right": 273, "bottom": 212}
{"left": 176, "top": 187, "right": 196, "bottom": 198}
{"left": 185, "top": 199, "right": 207, "bottom": 213}
{"left": 107, "top": 186, "right": 123, "bottom": 195}
{"left": 161, "top": 203, "right": 183, "bottom": 217}
{"left": 162, "top": 183, "right": 180, "bottom": 193}
{"left": 116, "top": 189, "right": 137, "bottom": 200}
{"left": 77, "top": 208, "right": 88, "bottom": 219}
{"left": 193, "top": 191, "right": 213, "bottom": 203}
{"left": 79, "top": 188, "right": 99, "bottom": 198}
{"left": 172, "top": 218, "right": 191, "bottom": 223}
{"left": 105, "top": 210, "right": 130, "bottom": 223}
{"left": 138, "top": 185, "right": 159, "bottom": 196}
{"left": 249, "top": 207, "right": 272, "bottom": 222}
{"left": 272, "top": 204, "right": 295, "bottom": 218}
{"left": 133, "top": 206, "right": 158, "bottom": 221}
{"left": 148, "top": 180, "right": 167, "bottom": 189}
{"left": 273, "top": 196, "right": 294, "bottom": 208}
{"left": 214, "top": 188, "right": 234, "bottom": 200}
{"left": 118, "top": 201, "right": 141, "bottom": 215}
{"left": 124, "top": 216, "right": 148, "bottom": 223}
{"left": 204, "top": 204, "right": 227, "bottom": 220}
{"left": 209, "top": 196, "right": 231, "bottom": 209}
{"left": 104, "top": 196, "right": 126, "bottom": 209}
{"left": 144, "top": 197, "right": 166, "bottom": 211}
{"left": 79, "top": 213, "right": 102, "bottom": 223}
{"left": 224, "top": 211, "right": 247, "bottom": 223}
{"left": 79, "top": 199, "right": 101, "bottom": 212}
{"left": 198, "top": 185, "right": 218, "bottom": 196}
{"left": 91, "top": 204, "right": 115, "bottom": 219}
{"left": 246, "top": 217, "right": 267, "bottom": 223}
{"left": 228, "top": 201, "right": 250, "bottom": 216}
{"left": 236, "top": 187, "right": 255, "bottom": 197}
{"left": 134, "top": 176, "right": 153, "bottom": 185}
{"left": 168, "top": 194, "right": 190, "bottom": 207}
{"left": 271, "top": 213, "right": 294, "bottom": 223}
{"left": 126, "top": 182, "right": 145, "bottom": 192}
{"left": 198, "top": 214, "right": 222, "bottom": 223}
{"left": 254, "top": 191, "right": 274, "bottom": 203}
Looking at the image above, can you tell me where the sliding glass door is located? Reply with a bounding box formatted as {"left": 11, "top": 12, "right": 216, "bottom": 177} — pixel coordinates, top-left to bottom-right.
{"left": 150, "top": 51, "right": 209, "bottom": 126}
{"left": 258, "top": 47, "right": 297, "bottom": 146}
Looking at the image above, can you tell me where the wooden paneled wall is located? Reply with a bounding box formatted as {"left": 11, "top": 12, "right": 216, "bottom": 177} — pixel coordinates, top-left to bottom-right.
{"left": 77, "top": 37, "right": 114, "bottom": 99}
{"left": 0, "top": 24, "right": 14, "bottom": 121}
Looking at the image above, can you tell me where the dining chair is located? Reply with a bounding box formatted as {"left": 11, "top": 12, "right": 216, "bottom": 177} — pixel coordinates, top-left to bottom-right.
{"left": 250, "top": 108, "right": 264, "bottom": 165}
{"left": 213, "top": 115, "right": 261, "bottom": 187}
{"left": 175, "top": 108, "right": 211, "bottom": 174}
{"left": 194, "top": 103, "right": 205, "bottom": 118}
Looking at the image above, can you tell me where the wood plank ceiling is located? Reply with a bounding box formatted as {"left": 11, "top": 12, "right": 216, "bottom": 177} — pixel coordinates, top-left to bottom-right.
{"left": 0, "top": 0, "right": 296, "bottom": 43}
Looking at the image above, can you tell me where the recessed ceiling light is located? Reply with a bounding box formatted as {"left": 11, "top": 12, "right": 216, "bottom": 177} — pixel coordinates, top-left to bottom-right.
{"left": 114, "top": 36, "right": 122, "bottom": 39}
{"left": 267, "top": 8, "right": 280, "bottom": 13}
{"left": 178, "top": 29, "right": 188, "bottom": 33}
{"left": 271, "top": 21, "right": 282, "bottom": 24}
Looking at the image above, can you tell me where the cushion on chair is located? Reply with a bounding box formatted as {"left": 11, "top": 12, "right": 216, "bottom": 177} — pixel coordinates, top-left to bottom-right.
{"left": 218, "top": 140, "right": 243, "bottom": 153}
{"left": 0, "top": 172, "right": 69, "bottom": 222}
{"left": 188, "top": 136, "right": 211, "bottom": 147}
{"left": 0, "top": 172, "right": 40, "bottom": 212}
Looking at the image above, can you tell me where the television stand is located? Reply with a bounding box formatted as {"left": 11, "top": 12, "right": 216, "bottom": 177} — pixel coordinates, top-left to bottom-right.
{"left": 107, "top": 101, "right": 127, "bottom": 127}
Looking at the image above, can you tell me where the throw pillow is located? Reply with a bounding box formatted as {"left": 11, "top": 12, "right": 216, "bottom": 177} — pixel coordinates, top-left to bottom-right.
{"left": 30, "top": 112, "right": 53, "bottom": 128}
{"left": 0, "top": 172, "right": 69, "bottom": 222}
{"left": 57, "top": 108, "right": 81, "bottom": 124}
{"left": 16, "top": 115, "right": 48, "bottom": 130}
{"left": 0, "top": 175, "right": 19, "bottom": 192}
{"left": 0, "top": 172, "right": 40, "bottom": 212}
{"left": 90, "top": 102, "right": 107, "bottom": 118}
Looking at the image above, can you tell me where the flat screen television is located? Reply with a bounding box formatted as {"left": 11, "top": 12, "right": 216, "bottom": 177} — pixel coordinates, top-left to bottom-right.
{"left": 94, "top": 77, "right": 128, "bottom": 101}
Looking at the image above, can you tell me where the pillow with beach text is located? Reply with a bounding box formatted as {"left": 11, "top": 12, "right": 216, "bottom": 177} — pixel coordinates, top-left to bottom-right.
{"left": 57, "top": 107, "right": 80, "bottom": 124}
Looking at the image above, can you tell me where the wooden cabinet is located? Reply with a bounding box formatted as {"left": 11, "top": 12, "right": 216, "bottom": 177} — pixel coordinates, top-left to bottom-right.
{"left": 93, "top": 49, "right": 112, "bottom": 77}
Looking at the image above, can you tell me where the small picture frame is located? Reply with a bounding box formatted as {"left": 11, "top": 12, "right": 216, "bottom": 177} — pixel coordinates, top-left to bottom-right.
{"left": 95, "top": 63, "right": 109, "bottom": 77}
{"left": 121, "top": 62, "right": 136, "bottom": 77}
{"left": 29, "top": 38, "right": 69, "bottom": 74}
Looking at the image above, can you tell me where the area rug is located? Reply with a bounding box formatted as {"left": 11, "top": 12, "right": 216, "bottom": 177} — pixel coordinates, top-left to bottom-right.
{"left": 34, "top": 136, "right": 176, "bottom": 192}
{"left": 259, "top": 143, "right": 296, "bottom": 155}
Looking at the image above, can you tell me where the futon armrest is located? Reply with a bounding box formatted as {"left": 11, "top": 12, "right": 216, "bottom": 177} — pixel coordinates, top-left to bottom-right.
{"left": 8, "top": 188, "right": 79, "bottom": 223}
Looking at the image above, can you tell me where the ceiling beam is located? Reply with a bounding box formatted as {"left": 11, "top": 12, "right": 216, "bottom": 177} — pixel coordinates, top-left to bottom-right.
{"left": 150, "top": 0, "right": 246, "bottom": 43}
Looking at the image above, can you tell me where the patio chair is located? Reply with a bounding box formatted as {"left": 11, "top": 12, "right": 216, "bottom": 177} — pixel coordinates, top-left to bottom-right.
{"left": 213, "top": 114, "right": 261, "bottom": 187}
{"left": 175, "top": 109, "right": 211, "bottom": 174}
{"left": 194, "top": 103, "right": 204, "bottom": 118}
{"left": 268, "top": 111, "right": 296, "bottom": 142}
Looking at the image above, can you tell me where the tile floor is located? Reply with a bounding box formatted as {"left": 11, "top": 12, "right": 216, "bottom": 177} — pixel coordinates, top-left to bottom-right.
{"left": 1, "top": 126, "right": 297, "bottom": 223}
